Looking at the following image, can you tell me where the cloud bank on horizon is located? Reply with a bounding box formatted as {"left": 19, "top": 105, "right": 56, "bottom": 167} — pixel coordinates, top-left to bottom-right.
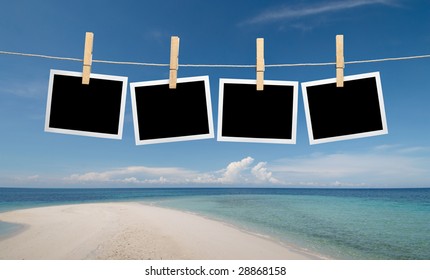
{"left": 5, "top": 145, "right": 428, "bottom": 188}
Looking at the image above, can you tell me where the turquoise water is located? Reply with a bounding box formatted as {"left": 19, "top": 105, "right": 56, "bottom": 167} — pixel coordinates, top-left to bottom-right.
{"left": 0, "top": 187, "right": 429, "bottom": 259}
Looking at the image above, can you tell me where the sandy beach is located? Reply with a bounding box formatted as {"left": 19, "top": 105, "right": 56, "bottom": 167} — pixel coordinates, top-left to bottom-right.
{"left": 0, "top": 202, "right": 320, "bottom": 260}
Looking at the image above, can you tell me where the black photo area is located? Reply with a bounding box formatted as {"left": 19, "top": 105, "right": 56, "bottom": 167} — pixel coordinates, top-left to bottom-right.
{"left": 221, "top": 83, "right": 295, "bottom": 139}
{"left": 49, "top": 74, "right": 124, "bottom": 135}
{"left": 134, "top": 81, "right": 210, "bottom": 140}
{"left": 306, "top": 77, "right": 383, "bottom": 140}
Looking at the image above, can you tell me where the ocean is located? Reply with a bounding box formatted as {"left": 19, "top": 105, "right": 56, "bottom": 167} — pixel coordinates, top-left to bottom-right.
{"left": 0, "top": 187, "right": 429, "bottom": 259}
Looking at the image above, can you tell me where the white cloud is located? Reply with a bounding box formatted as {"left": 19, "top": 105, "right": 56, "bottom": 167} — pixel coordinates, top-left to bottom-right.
{"left": 122, "top": 177, "right": 139, "bottom": 184}
{"left": 219, "top": 156, "right": 254, "bottom": 183}
{"left": 27, "top": 175, "right": 40, "bottom": 180}
{"left": 251, "top": 162, "right": 280, "bottom": 184}
{"left": 62, "top": 156, "right": 282, "bottom": 186}
{"left": 242, "top": 0, "right": 397, "bottom": 25}
{"left": 64, "top": 166, "right": 198, "bottom": 185}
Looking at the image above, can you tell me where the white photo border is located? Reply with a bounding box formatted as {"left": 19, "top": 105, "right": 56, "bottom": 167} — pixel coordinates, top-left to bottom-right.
{"left": 301, "top": 72, "right": 388, "bottom": 145}
{"left": 217, "top": 78, "right": 299, "bottom": 144}
{"left": 130, "top": 76, "right": 214, "bottom": 145}
{"left": 45, "top": 69, "right": 128, "bottom": 140}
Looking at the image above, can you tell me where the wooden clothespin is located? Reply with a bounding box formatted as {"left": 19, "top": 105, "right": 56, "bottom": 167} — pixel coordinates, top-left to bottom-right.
{"left": 82, "top": 32, "right": 94, "bottom": 85}
{"left": 256, "top": 38, "right": 265, "bottom": 91}
{"left": 169, "top": 36, "right": 180, "bottom": 89}
{"left": 336, "top": 34, "right": 344, "bottom": 87}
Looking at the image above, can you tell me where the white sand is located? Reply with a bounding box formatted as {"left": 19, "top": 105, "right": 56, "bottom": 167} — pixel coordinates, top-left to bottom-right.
{"left": 0, "top": 202, "right": 321, "bottom": 260}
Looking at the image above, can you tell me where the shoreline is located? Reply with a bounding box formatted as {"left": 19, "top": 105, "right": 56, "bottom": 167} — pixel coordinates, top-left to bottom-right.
{"left": 149, "top": 203, "right": 328, "bottom": 259}
{"left": 0, "top": 202, "right": 323, "bottom": 260}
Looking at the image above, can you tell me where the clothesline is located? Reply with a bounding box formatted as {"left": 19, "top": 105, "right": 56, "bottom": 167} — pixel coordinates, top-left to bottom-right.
{"left": 1, "top": 50, "right": 429, "bottom": 68}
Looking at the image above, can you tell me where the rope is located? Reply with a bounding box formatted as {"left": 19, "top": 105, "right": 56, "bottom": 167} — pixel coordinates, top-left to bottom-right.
{"left": 1, "top": 50, "right": 429, "bottom": 68}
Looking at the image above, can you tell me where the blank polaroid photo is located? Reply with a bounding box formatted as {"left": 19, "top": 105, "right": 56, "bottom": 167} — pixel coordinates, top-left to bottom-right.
{"left": 45, "top": 69, "right": 128, "bottom": 139}
{"left": 218, "top": 79, "right": 298, "bottom": 144}
{"left": 130, "top": 76, "right": 214, "bottom": 145}
{"left": 301, "top": 72, "right": 388, "bottom": 145}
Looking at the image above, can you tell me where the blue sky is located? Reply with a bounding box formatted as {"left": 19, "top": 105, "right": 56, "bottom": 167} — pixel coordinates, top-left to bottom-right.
{"left": 0, "top": 0, "right": 429, "bottom": 188}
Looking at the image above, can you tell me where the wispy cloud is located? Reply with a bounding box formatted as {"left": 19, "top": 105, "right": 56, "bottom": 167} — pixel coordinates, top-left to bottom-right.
{"left": 373, "top": 144, "right": 430, "bottom": 154}
{"left": 0, "top": 80, "right": 47, "bottom": 99}
{"left": 242, "top": 0, "right": 398, "bottom": 25}
{"left": 269, "top": 148, "right": 430, "bottom": 187}
{"left": 64, "top": 166, "right": 199, "bottom": 185}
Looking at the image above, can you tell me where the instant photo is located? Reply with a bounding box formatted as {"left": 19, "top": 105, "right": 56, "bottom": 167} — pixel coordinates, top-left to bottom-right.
{"left": 45, "top": 70, "right": 128, "bottom": 139}
{"left": 130, "top": 76, "right": 214, "bottom": 145}
{"left": 301, "top": 72, "right": 388, "bottom": 145}
{"left": 218, "top": 79, "right": 298, "bottom": 144}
